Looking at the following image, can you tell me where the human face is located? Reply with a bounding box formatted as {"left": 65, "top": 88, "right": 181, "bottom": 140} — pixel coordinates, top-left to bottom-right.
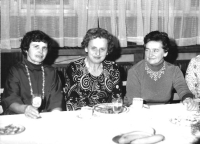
{"left": 26, "top": 42, "right": 48, "bottom": 65}
{"left": 145, "top": 41, "right": 168, "bottom": 65}
{"left": 85, "top": 38, "right": 108, "bottom": 64}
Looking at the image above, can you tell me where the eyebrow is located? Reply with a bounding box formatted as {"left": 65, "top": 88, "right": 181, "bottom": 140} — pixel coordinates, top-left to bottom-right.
{"left": 145, "top": 48, "right": 160, "bottom": 50}
{"left": 31, "top": 44, "right": 47, "bottom": 49}
{"left": 31, "top": 44, "right": 38, "bottom": 46}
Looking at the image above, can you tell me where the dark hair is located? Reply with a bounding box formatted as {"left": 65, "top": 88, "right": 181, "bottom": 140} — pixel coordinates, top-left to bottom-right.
{"left": 20, "top": 30, "right": 52, "bottom": 56}
{"left": 81, "top": 28, "right": 115, "bottom": 54}
{"left": 144, "top": 31, "right": 170, "bottom": 52}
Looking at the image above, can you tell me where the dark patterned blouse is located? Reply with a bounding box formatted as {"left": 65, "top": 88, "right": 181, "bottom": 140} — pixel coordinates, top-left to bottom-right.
{"left": 64, "top": 58, "right": 122, "bottom": 111}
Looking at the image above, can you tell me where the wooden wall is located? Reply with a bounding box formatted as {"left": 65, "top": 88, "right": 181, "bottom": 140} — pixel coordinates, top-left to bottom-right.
{"left": 1, "top": 45, "right": 200, "bottom": 89}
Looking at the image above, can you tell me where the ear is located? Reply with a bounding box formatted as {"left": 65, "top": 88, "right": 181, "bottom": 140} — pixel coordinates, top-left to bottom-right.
{"left": 164, "top": 52, "right": 168, "bottom": 57}
{"left": 85, "top": 48, "right": 88, "bottom": 52}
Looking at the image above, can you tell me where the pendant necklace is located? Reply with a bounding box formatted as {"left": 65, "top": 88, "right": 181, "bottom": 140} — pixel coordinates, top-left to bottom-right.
{"left": 24, "top": 64, "right": 45, "bottom": 99}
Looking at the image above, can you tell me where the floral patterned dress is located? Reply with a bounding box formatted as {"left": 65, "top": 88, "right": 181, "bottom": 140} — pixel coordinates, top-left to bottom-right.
{"left": 185, "top": 55, "right": 200, "bottom": 98}
{"left": 64, "top": 58, "right": 122, "bottom": 111}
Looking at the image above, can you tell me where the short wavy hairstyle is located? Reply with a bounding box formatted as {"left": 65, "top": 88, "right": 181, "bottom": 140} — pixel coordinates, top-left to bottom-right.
{"left": 81, "top": 28, "right": 115, "bottom": 54}
{"left": 144, "top": 31, "right": 170, "bottom": 52}
{"left": 20, "top": 30, "right": 52, "bottom": 56}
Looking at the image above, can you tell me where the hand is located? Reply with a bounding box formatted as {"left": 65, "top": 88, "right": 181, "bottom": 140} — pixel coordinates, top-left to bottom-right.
{"left": 24, "top": 105, "right": 41, "bottom": 119}
{"left": 195, "top": 89, "right": 200, "bottom": 98}
{"left": 182, "top": 98, "right": 199, "bottom": 111}
{"left": 51, "top": 107, "right": 62, "bottom": 112}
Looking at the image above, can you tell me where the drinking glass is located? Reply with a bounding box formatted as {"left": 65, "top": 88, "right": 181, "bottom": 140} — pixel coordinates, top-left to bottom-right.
{"left": 131, "top": 98, "right": 143, "bottom": 109}
{"left": 112, "top": 98, "right": 123, "bottom": 114}
{"left": 32, "top": 94, "right": 42, "bottom": 108}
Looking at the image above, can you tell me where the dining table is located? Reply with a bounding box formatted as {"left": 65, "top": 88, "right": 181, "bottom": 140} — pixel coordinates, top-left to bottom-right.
{"left": 0, "top": 103, "right": 199, "bottom": 144}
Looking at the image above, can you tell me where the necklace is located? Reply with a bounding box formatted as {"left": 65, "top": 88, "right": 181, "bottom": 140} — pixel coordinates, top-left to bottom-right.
{"left": 24, "top": 64, "right": 45, "bottom": 99}
{"left": 145, "top": 62, "right": 165, "bottom": 81}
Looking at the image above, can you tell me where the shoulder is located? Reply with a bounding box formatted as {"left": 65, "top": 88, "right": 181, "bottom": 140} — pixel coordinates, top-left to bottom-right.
{"left": 103, "top": 60, "right": 119, "bottom": 68}
{"left": 69, "top": 58, "right": 84, "bottom": 68}
{"left": 9, "top": 62, "right": 25, "bottom": 74}
{"left": 189, "top": 55, "right": 200, "bottom": 64}
{"left": 193, "top": 55, "right": 200, "bottom": 61}
{"left": 165, "top": 61, "right": 180, "bottom": 70}
{"left": 5, "top": 62, "right": 25, "bottom": 81}
{"left": 72, "top": 58, "right": 84, "bottom": 65}
{"left": 128, "top": 60, "right": 145, "bottom": 73}
{"left": 43, "top": 64, "right": 59, "bottom": 77}
{"left": 66, "top": 58, "right": 85, "bottom": 74}
{"left": 165, "top": 61, "right": 183, "bottom": 76}
{"left": 44, "top": 64, "right": 55, "bottom": 71}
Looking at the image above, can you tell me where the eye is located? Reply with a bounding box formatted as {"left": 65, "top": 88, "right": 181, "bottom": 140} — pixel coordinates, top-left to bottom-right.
{"left": 34, "top": 45, "right": 39, "bottom": 49}
{"left": 100, "top": 48, "right": 106, "bottom": 51}
{"left": 43, "top": 47, "right": 48, "bottom": 51}
{"left": 154, "top": 49, "right": 159, "bottom": 52}
{"left": 91, "top": 47, "right": 96, "bottom": 50}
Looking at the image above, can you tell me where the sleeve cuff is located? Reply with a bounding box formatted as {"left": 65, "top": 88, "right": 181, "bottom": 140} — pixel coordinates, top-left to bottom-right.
{"left": 182, "top": 93, "right": 194, "bottom": 101}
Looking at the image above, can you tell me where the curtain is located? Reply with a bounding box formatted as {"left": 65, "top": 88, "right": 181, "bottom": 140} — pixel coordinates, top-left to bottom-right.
{"left": 1, "top": 0, "right": 200, "bottom": 49}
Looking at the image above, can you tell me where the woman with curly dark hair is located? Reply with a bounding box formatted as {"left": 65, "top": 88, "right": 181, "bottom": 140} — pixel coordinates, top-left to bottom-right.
{"left": 2, "top": 30, "right": 63, "bottom": 118}
{"left": 64, "top": 28, "right": 122, "bottom": 111}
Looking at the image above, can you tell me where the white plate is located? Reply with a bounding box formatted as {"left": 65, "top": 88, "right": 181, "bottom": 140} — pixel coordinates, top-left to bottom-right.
{"left": 112, "top": 126, "right": 155, "bottom": 143}
{"left": 0, "top": 124, "right": 25, "bottom": 135}
{"left": 93, "top": 103, "right": 129, "bottom": 115}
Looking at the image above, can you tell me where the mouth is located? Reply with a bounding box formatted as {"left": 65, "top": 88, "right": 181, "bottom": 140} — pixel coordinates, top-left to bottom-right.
{"left": 148, "top": 58, "right": 156, "bottom": 60}
{"left": 36, "top": 55, "right": 43, "bottom": 59}
{"left": 93, "top": 56, "right": 101, "bottom": 59}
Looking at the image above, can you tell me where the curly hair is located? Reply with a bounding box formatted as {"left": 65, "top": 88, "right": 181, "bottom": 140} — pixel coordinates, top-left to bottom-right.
{"left": 144, "top": 31, "right": 170, "bottom": 52}
{"left": 20, "top": 30, "right": 52, "bottom": 56}
{"left": 81, "top": 28, "right": 115, "bottom": 54}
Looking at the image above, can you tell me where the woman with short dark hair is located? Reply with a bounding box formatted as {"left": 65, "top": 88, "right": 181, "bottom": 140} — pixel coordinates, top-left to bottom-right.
{"left": 2, "top": 30, "right": 63, "bottom": 118}
{"left": 124, "top": 31, "right": 197, "bottom": 110}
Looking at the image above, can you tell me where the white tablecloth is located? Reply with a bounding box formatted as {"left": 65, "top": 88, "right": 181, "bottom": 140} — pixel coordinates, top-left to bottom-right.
{"left": 0, "top": 103, "right": 198, "bottom": 144}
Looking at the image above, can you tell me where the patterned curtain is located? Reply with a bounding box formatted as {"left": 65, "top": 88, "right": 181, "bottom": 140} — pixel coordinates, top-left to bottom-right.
{"left": 1, "top": 0, "right": 200, "bottom": 49}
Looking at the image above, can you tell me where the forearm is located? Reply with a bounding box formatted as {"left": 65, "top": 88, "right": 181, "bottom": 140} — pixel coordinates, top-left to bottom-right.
{"left": 9, "top": 102, "right": 28, "bottom": 114}
{"left": 52, "top": 107, "right": 62, "bottom": 112}
{"left": 173, "top": 67, "right": 192, "bottom": 100}
{"left": 49, "top": 71, "right": 64, "bottom": 112}
{"left": 124, "top": 69, "right": 141, "bottom": 106}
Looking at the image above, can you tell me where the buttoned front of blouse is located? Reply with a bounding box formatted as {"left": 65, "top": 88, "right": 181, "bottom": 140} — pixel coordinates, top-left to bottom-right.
{"left": 64, "top": 58, "right": 122, "bottom": 111}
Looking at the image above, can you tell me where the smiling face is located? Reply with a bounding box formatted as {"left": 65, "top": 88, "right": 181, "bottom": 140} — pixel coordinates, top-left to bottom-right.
{"left": 26, "top": 42, "right": 48, "bottom": 65}
{"left": 145, "top": 41, "right": 168, "bottom": 65}
{"left": 85, "top": 38, "right": 108, "bottom": 64}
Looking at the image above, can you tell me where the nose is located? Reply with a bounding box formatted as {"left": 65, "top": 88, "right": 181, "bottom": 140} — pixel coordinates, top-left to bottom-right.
{"left": 95, "top": 49, "right": 100, "bottom": 56}
{"left": 149, "top": 50, "right": 154, "bottom": 57}
{"left": 39, "top": 48, "right": 43, "bottom": 54}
